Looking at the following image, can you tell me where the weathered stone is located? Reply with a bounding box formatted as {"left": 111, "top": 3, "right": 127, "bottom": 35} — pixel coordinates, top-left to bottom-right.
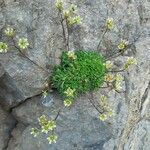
{"left": 0, "top": 106, "right": 16, "bottom": 150}
{"left": 0, "top": 0, "right": 150, "bottom": 149}
{"left": 0, "top": 53, "right": 48, "bottom": 109}
{"left": 0, "top": 63, "right": 5, "bottom": 77}
{"left": 0, "top": 71, "right": 25, "bottom": 110}
{"left": 124, "top": 120, "right": 150, "bottom": 150}
{"left": 11, "top": 92, "right": 114, "bottom": 150}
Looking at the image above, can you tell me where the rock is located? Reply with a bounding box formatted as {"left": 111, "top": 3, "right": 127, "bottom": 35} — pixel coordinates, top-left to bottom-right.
{"left": 11, "top": 92, "right": 114, "bottom": 150}
{"left": 124, "top": 120, "right": 150, "bottom": 150}
{"left": 0, "top": 0, "right": 149, "bottom": 149}
{"left": 103, "top": 37, "right": 150, "bottom": 150}
{"left": 0, "top": 106, "right": 16, "bottom": 150}
{"left": 6, "top": 123, "right": 27, "bottom": 150}
{"left": 0, "top": 69, "right": 25, "bottom": 110}
{"left": 0, "top": 53, "right": 48, "bottom": 109}
{"left": 0, "top": 63, "right": 5, "bottom": 77}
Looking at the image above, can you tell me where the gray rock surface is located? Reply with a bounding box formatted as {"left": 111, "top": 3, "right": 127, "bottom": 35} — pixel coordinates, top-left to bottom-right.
{"left": 10, "top": 93, "right": 113, "bottom": 150}
{"left": 0, "top": 106, "right": 16, "bottom": 150}
{"left": 0, "top": 0, "right": 150, "bottom": 150}
{"left": 0, "top": 63, "right": 5, "bottom": 77}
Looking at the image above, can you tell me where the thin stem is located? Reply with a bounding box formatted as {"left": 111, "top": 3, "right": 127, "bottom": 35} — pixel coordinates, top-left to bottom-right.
{"left": 60, "top": 12, "right": 67, "bottom": 50}
{"left": 97, "top": 28, "right": 107, "bottom": 51}
{"left": 106, "top": 41, "right": 138, "bottom": 61}
{"left": 11, "top": 37, "right": 49, "bottom": 73}
{"left": 54, "top": 108, "right": 62, "bottom": 121}
{"left": 66, "top": 19, "right": 70, "bottom": 51}
{"left": 106, "top": 52, "right": 122, "bottom": 61}
{"left": 107, "top": 69, "right": 125, "bottom": 73}
{"left": 114, "top": 89, "right": 125, "bottom": 94}
{"left": 89, "top": 92, "right": 103, "bottom": 114}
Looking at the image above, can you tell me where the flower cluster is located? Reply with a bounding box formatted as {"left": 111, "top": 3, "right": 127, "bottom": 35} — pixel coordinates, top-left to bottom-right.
{"left": 99, "top": 95, "right": 114, "bottom": 121}
{"left": 106, "top": 18, "right": 114, "bottom": 30}
{"left": 118, "top": 40, "right": 128, "bottom": 51}
{"left": 30, "top": 128, "right": 40, "bottom": 137}
{"left": 63, "top": 4, "right": 77, "bottom": 18}
{"left": 63, "top": 87, "right": 76, "bottom": 107}
{"left": 5, "top": 27, "right": 15, "bottom": 37}
{"left": 114, "top": 73, "right": 124, "bottom": 91}
{"left": 47, "top": 134, "right": 58, "bottom": 144}
{"left": 55, "top": 0, "right": 82, "bottom": 26}
{"left": 0, "top": 42, "right": 8, "bottom": 53}
{"left": 42, "top": 90, "right": 49, "bottom": 98}
{"left": 64, "top": 87, "right": 75, "bottom": 97}
{"left": 67, "top": 16, "right": 82, "bottom": 26}
{"left": 38, "top": 115, "right": 56, "bottom": 133}
{"left": 64, "top": 99, "right": 72, "bottom": 107}
{"left": 124, "top": 57, "right": 137, "bottom": 70}
{"left": 0, "top": 27, "right": 30, "bottom": 55}
{"left": 67, "top": 51, "right": 77, "bottom": 60}
{"left": 31, "top": 115, "right": 57, "bottom": 144}
{"left": 105, "top": 61, "right": 113, "bottom": 70}
{"left": 55, "top": 0, "right": 63, "bottom": 11}
{"left": 18, "top": 38, "right": 29, "bottom": 49}
{"left": 104, "top": 73, "right": 114, "bottom": 82}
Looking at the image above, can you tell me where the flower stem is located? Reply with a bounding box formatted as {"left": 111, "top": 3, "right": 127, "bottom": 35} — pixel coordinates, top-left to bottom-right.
{"left": 97, "top": 28, "right": 107, "bottom": 51}
{"left": 11, "top": 37, "right": 49, "bottom": 73}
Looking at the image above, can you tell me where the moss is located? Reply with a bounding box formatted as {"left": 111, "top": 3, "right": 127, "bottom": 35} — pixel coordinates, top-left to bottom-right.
{"left": 51, "top": 50, "right": 106, "bottom": 100}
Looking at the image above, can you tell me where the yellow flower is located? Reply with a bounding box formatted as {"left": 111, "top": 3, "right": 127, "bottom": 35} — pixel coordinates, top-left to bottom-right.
{"left": 105, "top": 61, "right": 113, "bottom": 69}
{"left": 63, "top": 10, "right": 70, "bottom": 18}
{"left": 115, "top": 73, "right": 123, "bottom": 82}
{"left": 118, "top": 40, "right": 128, "bottom": 50}
{"left": 69, "top": 4, "right": 77, "bottom": 14}
{"left": 124, "top": 57, "right": 137, "bottom": 70}
{"left": 5, "top": 27, "right": 15, "bottom": 37}
{"left": 41, "top": 120, "right": 56, "bottom": 133}
{"left": 108, "top": 110, "right": 114, "bottom": 117}
{"left": 0, "top": 42, "right": 8, "bottom": 53}
{"left": 30, "top": 128, "right": 39, "bottom": 137}
{"left": 64, "top": 87, "right": 75, "bottom": 97}
{"left": 99, "top": 95, "right": 108, "bottom": 109}
{"left": 38, "top": 115, "right": 47, "bottom": 126}
{"left": 104, "top": 74, "right": 114, "bottom": 82}
{"left": 106, "top": 18, "right": 114, "bottom": 30}
{"left": 67, "top": 16, "right": 82, "bottom": 26}
{"left": 100, "top": 95, "right": 107, "bottom": 103}
{"left": 55, "top": 0, "right": 63, "bottom": 11}
{"left": 99, "top": 114, "right": 107, "bottom": 121}
{"left": 18, "top": 38, "right": 29, "bottom": 49}
{"left": 67, "top": 51, "right": 77, "bottom": 60}
{"left": 114, "top": 81, "right": 122, "bottom": 91}
{"left": 42, "top": 90, "right": 48, "bottom": 98}
{"left": 47, "top": 134, "right": 58, "bottom": 144}
{"left": 64, "top": 99, "right": 72, "bottom": 107}
{"left": 114, "top": 74, "right": 123, "bottom": 91}
{"left": 127, "top": 57, "right": 137, "bottom": 65}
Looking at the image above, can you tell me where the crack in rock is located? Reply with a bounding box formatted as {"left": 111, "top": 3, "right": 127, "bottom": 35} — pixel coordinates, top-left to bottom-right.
{"left": 117, "top": 82, "right": 150, "bottom": 150}
{"left": 3, "top": 121, "right": 18, "bottom": 150}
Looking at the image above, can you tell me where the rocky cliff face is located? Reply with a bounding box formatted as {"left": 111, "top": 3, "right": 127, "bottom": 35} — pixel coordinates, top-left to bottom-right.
{"left": 0, "top": 0, "right": 150, "bottom": 150}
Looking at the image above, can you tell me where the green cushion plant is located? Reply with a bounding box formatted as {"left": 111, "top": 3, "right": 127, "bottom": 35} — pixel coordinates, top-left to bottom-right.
{"left": 51, "top": 50, "right": 106, "bottom": 106}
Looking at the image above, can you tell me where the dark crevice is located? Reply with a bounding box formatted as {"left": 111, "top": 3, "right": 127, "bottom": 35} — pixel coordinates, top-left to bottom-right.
{"left": 9, "top": 92, "right": 43, "bottom": 113}
{"left": 3, "top": 120, "right": 18, "bottom": 150}
{"left": 0, "top": 92, "right": 43, "bottom": 150}
{"left": 140, "top": 81, "right": 150, "bottom": 112}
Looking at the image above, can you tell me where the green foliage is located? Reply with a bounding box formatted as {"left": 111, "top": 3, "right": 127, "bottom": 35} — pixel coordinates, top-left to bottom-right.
{"left": 51, "top": 50, "right": 106, "bottom": 102}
